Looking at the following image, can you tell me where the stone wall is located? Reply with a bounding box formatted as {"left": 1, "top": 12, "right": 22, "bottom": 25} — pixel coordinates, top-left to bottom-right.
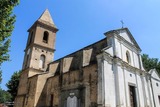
{"left": 36, "top": 64, "right": 97, "bottom": 107}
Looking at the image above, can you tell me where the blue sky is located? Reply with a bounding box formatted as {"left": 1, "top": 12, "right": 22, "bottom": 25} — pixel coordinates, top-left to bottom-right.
{"left": 1, "top": 0, "right": 160, "bottom": 90}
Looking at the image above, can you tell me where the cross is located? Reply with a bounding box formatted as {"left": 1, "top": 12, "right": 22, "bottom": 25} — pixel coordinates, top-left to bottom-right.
{"left": 120, "top": 20, "right": 124, "bottom": 28}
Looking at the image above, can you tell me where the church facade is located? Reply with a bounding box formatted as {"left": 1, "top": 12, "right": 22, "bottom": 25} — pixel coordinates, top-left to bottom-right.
{"left": 14, "top": 9, "right": 160, "bottom": 107}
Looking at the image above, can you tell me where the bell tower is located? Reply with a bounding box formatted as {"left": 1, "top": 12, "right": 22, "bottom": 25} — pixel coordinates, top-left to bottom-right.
{"left": 15, "top": 9, "right": 58, "bottom": 107}
{"left": 22, "top": 9, "right": 58, "bottom": 76}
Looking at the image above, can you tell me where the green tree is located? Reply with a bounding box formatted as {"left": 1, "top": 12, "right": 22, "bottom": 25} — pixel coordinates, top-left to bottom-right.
{"left": 0, "top": 0, "right": 19, "bottom": 83}
{"left": 0, "top": 88, "right": 12, "bottom": 103}
{"left": 6, "top": 70, "right": 21, "bottom": 101}
{"left": 141, "top": 54, "right": 160, "bottom": 73}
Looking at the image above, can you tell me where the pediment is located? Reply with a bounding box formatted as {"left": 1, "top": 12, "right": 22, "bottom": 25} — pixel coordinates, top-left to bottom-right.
{"left": 116, "top": 28, "right": 141, "bottom": 50}
{"left": 149, "top": 69, "right": 160, "bottom": 80}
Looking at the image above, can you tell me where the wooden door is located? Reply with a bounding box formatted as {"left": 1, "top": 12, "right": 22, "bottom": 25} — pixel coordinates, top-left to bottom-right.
{"left": 129, "top": 86, "right": 137, "bottom": 107}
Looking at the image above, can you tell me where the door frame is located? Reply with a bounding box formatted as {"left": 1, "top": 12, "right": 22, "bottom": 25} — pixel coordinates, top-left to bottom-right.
{"left": 128, "top": 83, "right": 137, "bottom": 107}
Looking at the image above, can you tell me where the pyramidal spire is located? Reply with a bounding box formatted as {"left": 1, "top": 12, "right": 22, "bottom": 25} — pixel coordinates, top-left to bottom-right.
{"left": 38, "top": 9, "right": 55, "bottom": 25}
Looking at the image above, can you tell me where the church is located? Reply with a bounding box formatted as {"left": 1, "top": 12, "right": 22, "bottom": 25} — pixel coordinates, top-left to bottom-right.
{"left": 14, "top": 9, "right": 160, "bottom": 107}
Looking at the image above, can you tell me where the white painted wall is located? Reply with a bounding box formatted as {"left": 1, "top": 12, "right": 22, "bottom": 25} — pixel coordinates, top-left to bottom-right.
{"left": 149, "top": 70, "right": 160, "bottom": 107}
{"left": 116, "top": 66, "right": 126, "bottom": 107}
{"left": 137, "top": 74, "right": 146, "bottom": 107}
{"left": 99, "top": 28, "right": 159, "bottom": 107}
{"left": 124, "top": 69, "right": 136, "bottom": 107}
{"left": 143, "top": 75, "right": 151, "bottom": 106}
{"left": 151, "top": 79, "right": 160, "bottom": 107}
{"left": 103, "top": 60, "right": 116, "bottom": 107}
{"left": 133, "top": 53, "right": 140, "bottom": 69}
{"left": 114, "top": 37, "right": 140, "bottom": 69}
{"left": 102, "top": 56, "right": 149, "bottom": 107}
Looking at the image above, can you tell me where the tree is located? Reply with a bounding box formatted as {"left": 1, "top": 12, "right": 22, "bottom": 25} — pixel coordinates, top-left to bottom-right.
{"left": 0, "top": 88, "right": 11, "bottom": 103}
{"left": 0, "top": 0, "right": 19, "bottom": 83}
{"left": 6, "top": 70, "right": 21, "bottom": 101}
{"left": 141, "top": 54, "right": 160, "bottom": 73}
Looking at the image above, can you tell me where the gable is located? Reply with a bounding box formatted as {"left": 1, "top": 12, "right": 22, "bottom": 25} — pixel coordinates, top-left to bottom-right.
{"left": 116, "top": 28, "right": 141, "bottom": 50}
{"left": 118, "top": 29, "right": 133, "bottom": 44}
{"left": 149, "top": 69, "right": 160, "bottom": 80}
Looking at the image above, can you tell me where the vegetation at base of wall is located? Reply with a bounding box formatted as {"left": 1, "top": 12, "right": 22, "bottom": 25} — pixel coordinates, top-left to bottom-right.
{"left": 142, "top": 54, "right": 160, "bottom": 73}
{"left": 6, "top": 70, "right": 21, "bottom": 101}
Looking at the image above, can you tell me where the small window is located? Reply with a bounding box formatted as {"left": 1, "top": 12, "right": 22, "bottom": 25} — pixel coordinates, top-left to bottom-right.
{"left": 126, "top": 51, "right": 131, "bottom": 64}
{"left": 43, "top": 31, "right": 49, "bottom": 43}
{"left": 156, "top": 83, "right": 159, "bottom": 87}
{"left": 130, "top": 74, "right": 132, "bottom": 77}
{"left": 39, "top": 55, "right": 45, "bottom": 69}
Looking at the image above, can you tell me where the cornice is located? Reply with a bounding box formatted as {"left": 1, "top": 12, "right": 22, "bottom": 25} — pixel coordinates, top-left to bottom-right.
{"left": 22, "top": 67, "right": 44, "bottom": 73}
{"left": 101, "top": 51, "right": 146, "bottom": 75}
{"left": 25, "top": 43, "right": 55, "bottom": 52}
{"left": 113, "top": 33, "right": 141, "bottom": 53}
{"left": 147, "top": 73, "right": 160, "bottom": 82}
{"left": 102, "top": 52, "right": 113, "bottom": 64}
{"left": 104, "top": 28, "right": 141, "bottom": 51}
{"left": 28, "top": 20, "right": 58, "bottom": 33}
{"left": 151, "top": 76, "right": 160, "bottom": 82}
{"left": 112, "top": 56, "right": 145, "bottom": 74}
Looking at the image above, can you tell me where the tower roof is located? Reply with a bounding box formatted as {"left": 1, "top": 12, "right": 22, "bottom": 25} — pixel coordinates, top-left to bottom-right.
{"left": 28, "top": 9, "right": 58, "bottom": 32}
{"left": 37, "top": 9, "right": 57, "bottom": 29}
{"left": 39, "top": 9, "right": 54, "bottom": 24}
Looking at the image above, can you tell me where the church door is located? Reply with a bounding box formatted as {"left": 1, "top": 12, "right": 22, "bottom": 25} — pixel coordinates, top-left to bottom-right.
{"left": 129, "top": 86, "right": 137, "bottom": 107}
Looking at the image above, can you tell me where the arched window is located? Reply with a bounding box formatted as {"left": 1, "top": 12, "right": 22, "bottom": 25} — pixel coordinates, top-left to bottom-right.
{"left": 43, "top": 31, "right": 49, "bottom": 43}
{"left": 39, "top": 55, "right": 45, "bottom": 69}
{"left": 126, "top": 51, "right": 131, "bottom": 64}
